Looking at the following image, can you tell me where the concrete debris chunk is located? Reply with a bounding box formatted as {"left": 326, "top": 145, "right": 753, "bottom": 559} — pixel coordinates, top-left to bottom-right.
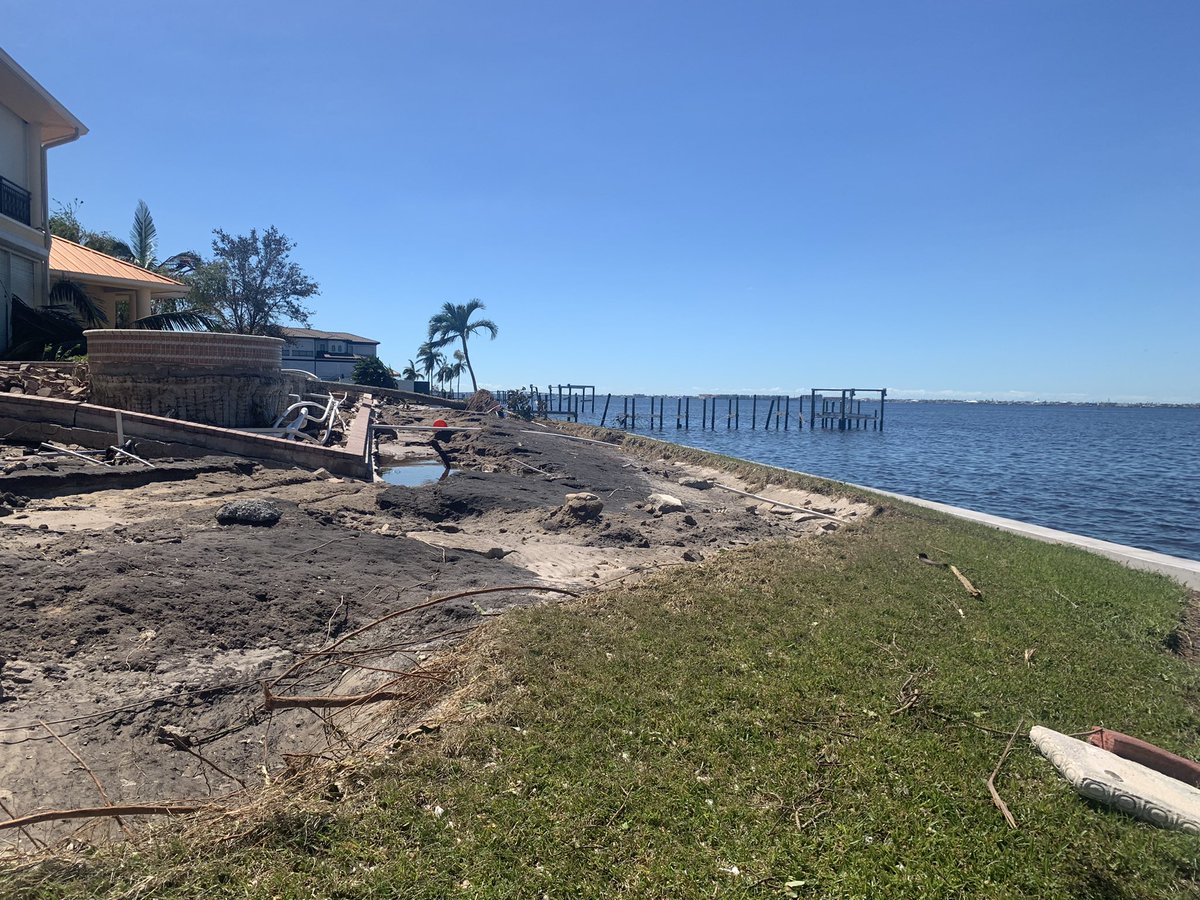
{"left": 677, "top": 477, "right": 713, "bottom": 490}
{"left": 546, "top": 491, "right": 604, "bottom": 528}
{"left": 647, "top": 493, "right": 686, "bottom": 515}
{"left": 216, "top": 499, "right": 282, "bottom": 527}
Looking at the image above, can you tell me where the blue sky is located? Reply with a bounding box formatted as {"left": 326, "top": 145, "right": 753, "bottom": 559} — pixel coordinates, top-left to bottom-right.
{"left": 8, "top": 1, "right": 1198, "bottom": 401}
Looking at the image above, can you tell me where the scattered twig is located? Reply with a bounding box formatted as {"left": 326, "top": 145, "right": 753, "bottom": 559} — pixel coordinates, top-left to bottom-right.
{"left": 891, "top": 666, "right": 934, "bottom": 715}
{"left": 39, "top": 720, "right": 131, "bottom": 839}
{"left": 1053, "top": 587, "right": 1078, "bottom": 609}
{"left": 513, "top": 459, "right": 556, "bottom": 477}
{"left": 0, "top": 679, "right": 257, "bottom": 736}
{"left": 325, "top": 595, "right": 347, "bottom": 641}
{"left": 987, "top": 717, "right": 1025, "bottom": 829}
{"left": 0, "top": 804, "right": 203, "bottom": 831}
{"left": 271, "top": 584, "right": 579, "bottom": 687}
{"left": 283, "top": 536, "right": 348, "bottom": 560}
{"left": 179, "top": 745, "right": 248, "bottom": 789}
{"left": 0, "top": 798, "right": 45, "bottom": 850}
{"left": 923, "top": 708, "right": 1018, "bottom": 738}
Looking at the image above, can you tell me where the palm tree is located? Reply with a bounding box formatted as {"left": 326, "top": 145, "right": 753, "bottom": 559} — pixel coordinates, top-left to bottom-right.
{"left": 400, "top": 359, "right": 420, "bottom": 381}
{"left": 416, "top": 342, "right": 444, "bottom": 393}
{"left": 426, "top": 299, "right": 497, "bottom": 393}
{"left": 452, "top": 350, "right": 466, "bottom": 395}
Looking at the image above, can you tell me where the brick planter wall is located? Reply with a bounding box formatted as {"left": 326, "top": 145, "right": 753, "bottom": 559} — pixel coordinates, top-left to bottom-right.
{"left": 85, "top": 330, "right": 294, "bottom": 427}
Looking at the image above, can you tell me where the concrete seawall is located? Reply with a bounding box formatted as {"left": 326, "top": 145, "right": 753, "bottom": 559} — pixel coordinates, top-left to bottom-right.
{"left": 837, "top": 480, "right": 1200, "bottom": 590}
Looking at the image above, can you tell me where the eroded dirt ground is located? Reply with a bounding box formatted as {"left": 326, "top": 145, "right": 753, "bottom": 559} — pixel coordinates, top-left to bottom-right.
{"left": 0, "top": 405, "right": 873, "bottom": 850}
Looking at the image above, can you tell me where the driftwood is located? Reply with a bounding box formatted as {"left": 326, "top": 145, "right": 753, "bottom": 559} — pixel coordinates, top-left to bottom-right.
{"left": 711, "top": 483, "right": 844, "bottom": 523}
{"left": 988, "top": 717, "right": 1025, "bottom": 829}
{"left": 950, "top": 565, "right": 983, "bottom": 598}
{"left": 263, "top": 686, "right": 421, "bottom": 710}
{"left": 0, "top": 804, "right": 203, "bottom": 831}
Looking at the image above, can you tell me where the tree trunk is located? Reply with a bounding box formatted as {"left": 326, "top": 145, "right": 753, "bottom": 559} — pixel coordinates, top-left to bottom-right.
{"left": 460, "top": 336, "right": 478, "bottom": 392}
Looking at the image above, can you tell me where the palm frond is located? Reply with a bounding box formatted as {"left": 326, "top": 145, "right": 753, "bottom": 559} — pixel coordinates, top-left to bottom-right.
{"left": 3, "top": 299, "right": 86, "bottom": 360}
{"left": 466, "top": 317, "right": 498, "bottom": 339}
{"left": 158, "top": 250, "right": 202, "bottom": 276}
{"left": 129, "top": 200, "right": 158, "bottom": 268}
{"left": 131, "top": 310, "right": 219, "bottom": 332}
{"left": 49, "top": 278, "right": 108, "bottom": 326}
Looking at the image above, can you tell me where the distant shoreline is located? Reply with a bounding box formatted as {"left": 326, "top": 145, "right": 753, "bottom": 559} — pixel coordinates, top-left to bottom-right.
{"left": 888, "top": 399, "right": 1200, "bottom": 408}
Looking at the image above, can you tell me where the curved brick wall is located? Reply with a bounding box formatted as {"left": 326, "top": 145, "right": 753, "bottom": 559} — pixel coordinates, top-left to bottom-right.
{"left": 84, "top": 330, "right": 295, "bottom": 427}
{"left": 86, "top": 330, "right": 283, "bottom": 375}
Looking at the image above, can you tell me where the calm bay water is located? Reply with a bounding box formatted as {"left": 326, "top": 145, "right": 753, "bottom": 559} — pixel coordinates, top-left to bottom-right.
{"left": 571, "top": 400, "right": 1200, "bottom": 561}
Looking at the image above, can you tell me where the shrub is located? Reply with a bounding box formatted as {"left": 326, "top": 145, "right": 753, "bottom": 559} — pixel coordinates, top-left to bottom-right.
{"left": 352, "top": 357, "right": 397, "bottom": 389}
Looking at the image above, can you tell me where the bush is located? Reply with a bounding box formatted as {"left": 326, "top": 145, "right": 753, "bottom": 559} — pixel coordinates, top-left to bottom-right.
{"left": 505, "top": 388, "right": 534, "bottom": 420}
{"left": 352, "top": 357, "right": 397, "bottom": 389}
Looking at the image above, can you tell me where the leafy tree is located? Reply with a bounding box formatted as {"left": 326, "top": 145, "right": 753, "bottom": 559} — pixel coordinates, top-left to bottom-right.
{"left": 48, "top": 199, "right": 133, "bottom": 259}
{"left": 188, "top": 226, "right": 318, "bottom": 336}
{"left": 352, "top": 356, "right": 397, "bottom": 389}
{"left": 426, "top": 299, "right": 497, "bottom": 393}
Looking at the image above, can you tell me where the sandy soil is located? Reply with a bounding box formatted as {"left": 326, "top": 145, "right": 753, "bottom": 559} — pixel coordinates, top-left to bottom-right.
{"left": 0, "top": 405, "right": 873, "bottom": 850}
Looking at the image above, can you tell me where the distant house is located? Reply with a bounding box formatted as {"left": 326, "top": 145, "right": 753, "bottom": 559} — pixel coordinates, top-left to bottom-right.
{"left": 0, "top": 47, "right": 87, "bottom": 353}
{"left": 280, "top": 327, "right": 380, "bottom": 381}
{"left": 49, "top": 235, "right": 188, "bottom": 326}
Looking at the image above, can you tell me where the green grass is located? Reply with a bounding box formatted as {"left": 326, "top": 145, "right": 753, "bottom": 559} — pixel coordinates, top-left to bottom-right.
{"left": 12, "top": 505, "right": 1200, "bottom": 898}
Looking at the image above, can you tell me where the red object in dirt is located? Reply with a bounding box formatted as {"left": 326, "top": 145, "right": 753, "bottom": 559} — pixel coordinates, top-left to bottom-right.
{"left": 433, "top": 419, "right": 448, "bottom": 428}
{"left": 1087, "top": 728, "right": 1200, "bottom": 788}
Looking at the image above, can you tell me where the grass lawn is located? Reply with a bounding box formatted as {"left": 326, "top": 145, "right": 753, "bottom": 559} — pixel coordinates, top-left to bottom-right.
{"left": 13, "top": 501, "right": 1200, "bottom": 898}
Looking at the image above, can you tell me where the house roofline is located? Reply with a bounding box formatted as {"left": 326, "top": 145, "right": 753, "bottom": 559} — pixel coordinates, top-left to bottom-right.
{"left": 0, "top": 46, "right": 88, "bottom": 145}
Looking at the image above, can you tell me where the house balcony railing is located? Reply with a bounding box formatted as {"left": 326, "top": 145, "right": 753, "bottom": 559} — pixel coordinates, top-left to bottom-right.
{"left": 0, "top": 176, "right": 32, "bottom": 227}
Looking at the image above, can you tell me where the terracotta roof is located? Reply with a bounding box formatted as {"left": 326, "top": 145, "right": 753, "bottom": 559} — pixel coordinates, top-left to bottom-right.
{"left": 49, "top": 237, "right": 188, "bottom": 293}
{"left": 282, "top": 327, "right": 380, "bottom": 345}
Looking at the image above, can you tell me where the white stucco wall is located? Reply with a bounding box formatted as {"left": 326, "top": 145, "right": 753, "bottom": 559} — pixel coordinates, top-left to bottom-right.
{"left": 0, "top": 104, "right": 28, "bottom": 189}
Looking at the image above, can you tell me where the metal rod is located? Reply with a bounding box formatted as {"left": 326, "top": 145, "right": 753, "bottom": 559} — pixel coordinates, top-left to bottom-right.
{"left": 110, "top": 445, "right": 155, "bottom": 468}
{"left": 39, "top": 442, "right": 106, "bottom": 466}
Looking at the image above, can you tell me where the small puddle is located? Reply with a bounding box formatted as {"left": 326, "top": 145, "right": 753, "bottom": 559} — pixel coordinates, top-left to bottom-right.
{"left": 379, "top": 460, "right": 457, "bottom": 487}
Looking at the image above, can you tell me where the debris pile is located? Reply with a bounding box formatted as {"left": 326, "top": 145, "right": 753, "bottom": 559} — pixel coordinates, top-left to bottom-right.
{"left": 0, "top": 363, "right": 89, "bottom": 400}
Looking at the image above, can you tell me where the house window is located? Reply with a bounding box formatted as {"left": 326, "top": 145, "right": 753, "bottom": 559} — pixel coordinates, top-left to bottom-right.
{"left": 329, "top": 341, "right": 344, "bottom": 354}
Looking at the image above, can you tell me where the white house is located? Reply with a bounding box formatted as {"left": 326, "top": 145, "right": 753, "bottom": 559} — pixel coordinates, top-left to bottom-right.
{"left": 0, "top": 47, "right": 87, "bottom": 353}
{"left": 280, "top": 326, "right": 380, "bottom": 381}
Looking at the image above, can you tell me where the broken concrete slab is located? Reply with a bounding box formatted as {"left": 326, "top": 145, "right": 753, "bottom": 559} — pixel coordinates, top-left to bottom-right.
{"left": 1030, "top": 725, "right": 1200, "bottom": 832}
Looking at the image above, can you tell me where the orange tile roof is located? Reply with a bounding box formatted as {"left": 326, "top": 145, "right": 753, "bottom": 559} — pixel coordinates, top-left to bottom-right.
{"left": 49, "top": 236, "right": 188, "bottom": 292}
